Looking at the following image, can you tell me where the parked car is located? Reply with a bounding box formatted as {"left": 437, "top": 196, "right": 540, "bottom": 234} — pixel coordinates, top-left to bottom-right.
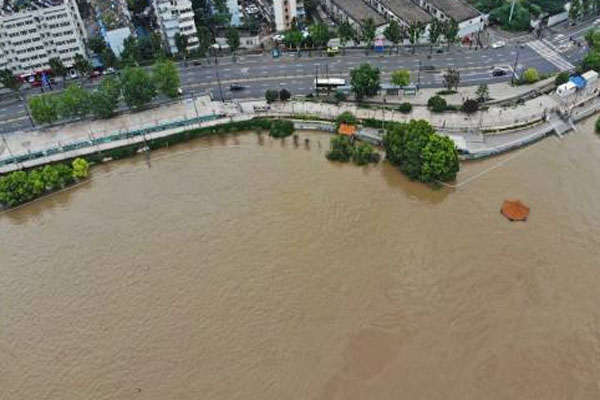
{"left": 193, "top": 60, "right": 202, "bottom": 66}
{"left": 491, "top": 40, "right": 506, "bottom": 49}
{"left": 177, "top": 87, "right": 183, "bottom": 95}
{"left": 89, "top": 70, "right": 101, "bottom": 78}
{"left": 102, "top": 67, "right": 116, "bottom": 75}
{"left": 421, "top": 65, "right": 436, "bottom": 72}
{"left": 69, "top": 69, "right": 78, "bottom": 79}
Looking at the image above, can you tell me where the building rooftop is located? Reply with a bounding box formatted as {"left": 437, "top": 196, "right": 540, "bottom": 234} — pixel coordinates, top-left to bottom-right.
{"left": 0, "top": 0, "right": 66, "bottom": 17}
{"left": 381, "top": 0, "right": 430, "bottom": 24}
{"left": 330, "top": 0, "right": 387, "bottom": 27}
{"left": 426, "top": 0, "right": 479, "bottom": 21}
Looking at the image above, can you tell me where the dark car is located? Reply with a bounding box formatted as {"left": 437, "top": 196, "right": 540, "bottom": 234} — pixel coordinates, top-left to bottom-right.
{"left": 492, "top": 68, "right": 508, "bottom": 77}
{"left": 229, "top": 84, "right": 246, "bottom": 91}
{"left": 421, "top": 65, "right": 436, "bottom": 71}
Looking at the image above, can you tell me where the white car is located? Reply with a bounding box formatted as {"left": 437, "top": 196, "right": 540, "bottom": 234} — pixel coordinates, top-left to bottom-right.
{"left": 69, "top": 69, "right": 78, "bottom": 79}
{"left": 491, "top": 40, "right": 506, "bottom": 49}
{"left": 102, "top": 67, "right": 116, "bottom": 75}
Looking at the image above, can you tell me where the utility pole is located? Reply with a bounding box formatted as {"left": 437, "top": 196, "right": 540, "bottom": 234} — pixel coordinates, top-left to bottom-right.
{"left": 213, "top": 48, "right": 224, "bottom": 103}
{"left": 508, "top": 0, "right": 516, "bottom": 23}
{"left": 511, "top": 49, "right": 520, "bottom": 85}
{"left": 417, "top": 59, "right": 422, "bottom": 91}
{"left": 315, "top": 66, "right": 319, "bottom": 97}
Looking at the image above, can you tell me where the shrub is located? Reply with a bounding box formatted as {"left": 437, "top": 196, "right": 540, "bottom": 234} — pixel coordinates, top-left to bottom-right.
{"left": 555, "top": 71, "right": 570, "bottom": 86}
{"left": 72, "top": 158, "right": 90, "bottom": 179}
{"left": 436, "top": 89, "right": 457, "bottom": 96}
{"left": 265, "top": 89, "right": 279, "bottom": 103}
{"left": 269, "top": 119, "right": 294, "bottom": 137}
{"left": 398, "top": 102, "right": 413, "bottom": 114}
{"left": 326, "top": 135, "right": 353, "bottom": 162}
{"left": 523, "top": 68, "right": 540, "bottom": 84}
{"left": 596, "top": 116, "right": 600, "bottom": 134}
{"left": 461, "top": 99, "right": 479, "bottom": 114}
{"left": 334, "top": 91, "right": 347, "bottom": 102}
{"left": 352, "top": 142, "right": 377, "bottom": 165}
{"left": 427, "top": 95, "right": 447, "bottom": 112}
{"left": 279, "top": 88, "right": 291, "bottom": 101}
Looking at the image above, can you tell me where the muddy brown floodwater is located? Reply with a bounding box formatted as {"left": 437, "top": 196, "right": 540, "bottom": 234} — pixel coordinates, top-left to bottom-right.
{"left": 1, "top": 122, "right": 600, "bottom": 399}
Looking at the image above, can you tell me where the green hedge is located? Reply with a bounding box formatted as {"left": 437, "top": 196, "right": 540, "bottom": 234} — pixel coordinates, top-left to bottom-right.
{"left": 0, "top": 158, "right": 88, "bottom": 209}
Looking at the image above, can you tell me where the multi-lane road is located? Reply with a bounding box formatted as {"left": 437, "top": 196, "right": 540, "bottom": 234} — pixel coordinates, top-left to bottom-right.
{"left": 0, "top": 19, "right": 595, "bottom": 135}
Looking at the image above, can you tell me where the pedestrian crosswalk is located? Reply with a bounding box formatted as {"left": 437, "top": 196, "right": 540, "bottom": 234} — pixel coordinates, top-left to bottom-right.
{"left": 527, "top": 40, "right": 575, "bottom": 71}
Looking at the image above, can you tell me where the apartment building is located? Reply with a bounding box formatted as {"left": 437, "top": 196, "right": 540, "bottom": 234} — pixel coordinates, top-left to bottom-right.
{"left": 0, "top": 0, "right": 87, "bottom": 75}
{"left": 273, "top": 0, "right": 305, "bottom": 31}
{"left": 152, "top": 0, "right": 199, "bottom": 54}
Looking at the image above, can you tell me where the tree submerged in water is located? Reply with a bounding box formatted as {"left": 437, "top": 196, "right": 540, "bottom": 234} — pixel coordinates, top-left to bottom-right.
{"left": 383, "top": 119, "right": 459, "bottom": 183}
{"left": 326, "top": 136, "right": 379, "bottom": 165}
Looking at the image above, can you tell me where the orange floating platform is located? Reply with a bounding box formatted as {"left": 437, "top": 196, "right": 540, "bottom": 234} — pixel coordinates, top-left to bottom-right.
{"left": 501, "top": 199, "right": 530, "bottom": 221}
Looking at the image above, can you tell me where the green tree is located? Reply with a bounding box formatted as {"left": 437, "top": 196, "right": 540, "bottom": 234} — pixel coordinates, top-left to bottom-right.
{"left": 555, "top": 71, "right": 570, "bottom": 86}
{"left": 350, "top": 63, "right": 380, "bottom": 101}
{"left": 127, "top": 0, "right": 148, "bottom": 14}
{"left": 352, "top": 142, "right": 377, "bottom": 165}
{"left": 28, "top": 94, "right": 59, "bottom": 124}
{"left": 120, "top": 67, "right": 156, "bottom": 108}
{"left": 594, "top": 0, "right": 600, "bottom": 14}
{"left": 361, "top": 18, "right": 377, "bottom": 54}
{"left": 428, "top": 18, "right": 443, "bottom": 54}
{"left": 570, "top": 0, "right": 582, "bottom": 20}
{"left": 443, "top": 19, "right": 460, "bottom": 50}
{"left": 48, "top": 57, "right": 68, "bottom": 87}
{"left": 58, "top": 84, "right": 91, "bottom": 118}
{"left": 138, "top": 33, "right": 164, "bottom": 61}
{"left": 338, "top": 20, "right": 355, "bottom": 55}
{"left": 175, "top": 32, "right": 189, "bottom": 58}
{"left": 461, "top": 98, "right": 479, "bottom": 113}
{"left": 383, "top": 119, "right": 458, "bottom": 182}
{"left": 284, "top": 29, "right": 303, "bottom": 55}
{"left": 475, "top": 83, "right": 489, "bottom": 102}
{"left": 153, "top": 59, "right": 180, "bottom": 98}
{"left": 384, "top": 19, "right": 403, "bottom": 54}
{"left": 326, "top": 135, "right": 353, "bottom": 162}
{"left": 121, "top": 36, "right": 141, "bottom": 65}
{"left": 73, "top": 54, "right": 93, "bottom": 78}
{"left": 91, "top": 77, "right": 121, "bottom": 118}
{"left": 582, "top": 50, "right": 600, "bottom": 71}
{"left": 391, "top": 69, "right": 410, "bottom": 87}
{"left": 269, "top": 119, "right": 294, "bottom": 137}
{"left": 585, "top": 28, "right": 600, "bottom": 50}
{"left": 226, "top": 27, "right": 240, "bottom": 61}
{"left": 523, "top": 67, "right": 540, "bottom": 83}
{"left": 489, "top": 3, "right": 531, "bottom": 31}
{"left": 407, "top": 21, "right": 424, "bottom": 53}
{"left": 265, "top": 89, "right": 279, "bottom": 103}
{"left": 196, "top": 26, "right": 213, "bottom": 57}
{"left": 279, "top": 88, "right": 291, "bottom": 101}
{"left": 583, "top": 0, "right": 591, "bottom": 16}
{"left": 87, "top": 36, "right": 107, "bottom": 53}
{"left": 427, "top": 95, "right": 447, "bottom": 112}
{"left": 101, "top": 46, "right": 118, "bottom": 68}
{"left": 309, "top": 23, "right": 331, "bottom": 53}
{"left": 443, "top": 68, "right": 460, "bottom": 90}
{"left": 419, "top": 134, "right": 459, "bottom": 183}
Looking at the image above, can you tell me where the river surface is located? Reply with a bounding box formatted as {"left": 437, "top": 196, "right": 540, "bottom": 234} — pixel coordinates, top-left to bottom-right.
{"left": 2, "top": 122, "right": 600, "bottom": 399}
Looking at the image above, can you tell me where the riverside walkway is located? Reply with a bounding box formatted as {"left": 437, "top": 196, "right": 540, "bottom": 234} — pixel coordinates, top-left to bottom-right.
{"left": 0, "top": 82, "right": 598, "bottom": 173}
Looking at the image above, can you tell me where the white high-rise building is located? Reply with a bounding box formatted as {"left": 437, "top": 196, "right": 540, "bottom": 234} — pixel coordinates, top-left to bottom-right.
{"left": 0, "top": 0, "right": 87, "bottom": 75}
{"left": 152, "top": 0, "right": 199, "bottom": 55}
{"left": 273, "top": 0, "right": 297, "bottom": 31}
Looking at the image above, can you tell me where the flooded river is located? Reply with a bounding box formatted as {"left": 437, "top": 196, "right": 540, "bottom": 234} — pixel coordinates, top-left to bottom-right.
{"left": 1, "top": 122, "right": 600, "bottom": 399}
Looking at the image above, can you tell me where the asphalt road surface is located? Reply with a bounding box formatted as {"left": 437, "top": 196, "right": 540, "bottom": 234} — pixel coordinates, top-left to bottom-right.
{"left": 0, "top": 19, "right": 596, "bottom": 135}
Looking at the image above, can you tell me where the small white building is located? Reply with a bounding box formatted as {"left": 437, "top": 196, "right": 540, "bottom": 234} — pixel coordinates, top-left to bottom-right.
{"left": 273, "top": 0, "right": 297, "bottom": 31}
{"left": 104, "top": 27, "right": 132, "bottom": 57}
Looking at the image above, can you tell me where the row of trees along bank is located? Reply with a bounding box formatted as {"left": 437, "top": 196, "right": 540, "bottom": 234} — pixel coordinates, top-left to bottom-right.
{"left": 0, "top": 158, "right": 89, "bottom": 209}
{"left": 26, "top": 59, "right": 180, "bottom": 125}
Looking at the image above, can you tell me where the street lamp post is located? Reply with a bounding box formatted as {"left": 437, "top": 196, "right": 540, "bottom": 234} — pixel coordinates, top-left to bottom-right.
{"left": 212, "top": 48, "right": 225, "bottom": 103}
{"left": 417, "top": 59, "right": 422, "bottom": 91}
{"left": 511, "top": 49, "right": 520, "bottom": 85}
